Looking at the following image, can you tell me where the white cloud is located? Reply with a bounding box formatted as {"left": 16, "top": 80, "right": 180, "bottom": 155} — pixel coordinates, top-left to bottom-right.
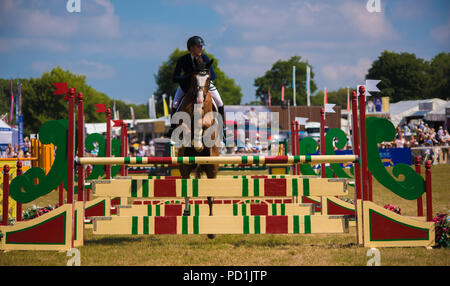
{"left": 430, "top": 19, "right": 450, "bottom": 45}
{"left": 29, "top": 59, "right": 116, "bottom": 79}
{"left": 321, "top": 58, "right": 372, "bottom": 83}
{"left": 0, "top": 37, "right": 69, "bottom": 53}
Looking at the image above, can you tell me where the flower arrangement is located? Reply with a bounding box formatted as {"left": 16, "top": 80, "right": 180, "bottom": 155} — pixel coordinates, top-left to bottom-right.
{"left": 383, "top": 204, "right": 402, "bottom": 215}
{"left": 433, "top": 212, "right": 449, "bottom": 249}
{"left": 22, "top": 205, "right": 56, "bottom": 221}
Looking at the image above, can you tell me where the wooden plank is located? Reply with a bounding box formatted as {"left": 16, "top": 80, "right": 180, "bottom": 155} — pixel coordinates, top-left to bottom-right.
{"left": 117, "top": 203, "right": 314, "bottom": 217}
{"left": 92, "top": 215, "right": 348, "bottom": 235}
{"left": 92, "top": 178, "right": 348, "bottom": 198}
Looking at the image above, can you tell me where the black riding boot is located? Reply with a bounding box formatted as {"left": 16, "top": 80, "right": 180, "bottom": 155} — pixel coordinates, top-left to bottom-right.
{"left": 167, "top": 108, "right": 177, "bottom": 138}
{"left": 217, "top": 106, "right": 227, "bottom": 142}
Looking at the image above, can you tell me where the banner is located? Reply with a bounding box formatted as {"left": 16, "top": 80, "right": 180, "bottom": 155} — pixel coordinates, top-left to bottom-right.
{"left": 306, "top": 65, "right": 311, "bottom": 106}
{"left": 382, "top": 96, "right": 390, "bottom": 113}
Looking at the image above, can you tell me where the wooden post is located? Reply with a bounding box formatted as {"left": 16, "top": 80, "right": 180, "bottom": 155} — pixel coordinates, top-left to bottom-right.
{"left": 67, "top": 87, "right": 76, "bottom": 248}
{"left": 425, "top": 161, "right": 433, "bottom": 222}
{"left": 105, "top": 108, "right": 111, "bottom": 179}
{"left": 415, "top": 156, "right": 423, "bottom": 217}
{"left": 77, "top": 92, "right": 85, "bottom": 202}
{"left": 358, "top": 86, "right": 369, "bottom": 201}
{"left": 16, "top": 160, "right": 22, "bottom": 221}
{"left": 320, "top": 107, "right": 326, "bottom": 178}
{"left": 351, "top": 91, "right": 362, "bottom": 200}
{"left": 2, "top": 165, "right": 10, "bottom": 225}
{"left": 67, "top": 88, "right": 76, "bottom": 204}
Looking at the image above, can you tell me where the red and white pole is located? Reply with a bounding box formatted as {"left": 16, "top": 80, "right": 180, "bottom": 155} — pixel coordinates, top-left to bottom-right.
{"left": 425, "top": 161, "right": 433, "bottom": 222}
{"left": 414, "top": 156, "right": 424, "bottom": 217}
{"left": 2, "top": 165, "right": 10, "bottom": 225}
{"left": 320, "top": 107, "right": 326, "bottom": 178}
{"left": 351, "top": 91, "right": 362, "bottom": 200}
{"left": 16, "top": 160, "right": 22, "bottom": 221}
{"left": 77, "top": 92, "right": 85, "bottom": 202}
{"left": 106, "top": 108, "right": 111, "bottom": 179}
{"left": 358, "top": 86, "right": 369, "bottom": 201}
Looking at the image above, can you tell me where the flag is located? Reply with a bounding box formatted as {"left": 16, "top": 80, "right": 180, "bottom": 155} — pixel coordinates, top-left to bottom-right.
{"left": 268, "top": 88, "right": 271, "bottom": 107}
{"left": 113, "top": 120, "right": 123, "bottom": 127}
{"left": 94, "top": 104, "right": 106, "bottom": 113}
{"left": 162, "top": 94, "right": 169, "bottom": 117}
{"left": 17, "top": 81, "right": 23, "bottom": 150}
{"left": 15, "top": 81, "right": 19, "bottom": 123}
{"left": 130, "top": 106, "right": 135, "bottom": 127}
{"left": 113, "top": 101, "right": 117, "bottom": 120}
{"left": 292, "top": 66, "right": 296, "bottom": 106}
{"left": 148, "top": 95, "right": 156, "bottom": 119}
{"left": 281, "top": 86, "right": 285, "bottom": 102}
{"left": 347, "top": 86, "right": 350, "bottom": 112}
{"left": 10, "top": 79, "right": 14, "bottom": 123}
{"left": 306, "top": 65, "right": 311, "bottom": 106}
{"left": 52, "top": 82, "right": 68, "bottom": 95}
{"left": 324, "top": 87, "right": 328, "bottom": 105}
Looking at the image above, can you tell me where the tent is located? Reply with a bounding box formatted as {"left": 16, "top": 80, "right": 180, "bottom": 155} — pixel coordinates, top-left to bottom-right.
{"left": 389, "top": 98, "right": 448, "bottom": 127}
{"left": 0, "top": 120, "right": 15, "bottom": 152}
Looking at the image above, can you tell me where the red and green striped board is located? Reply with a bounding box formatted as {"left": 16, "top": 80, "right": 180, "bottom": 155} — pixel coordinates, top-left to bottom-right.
{"left": 132, "top": 198, "right": 296, "bottom": 205}
{"left": 92, "top": 215, "right": 348, "bottom": 235}
{"left": 93, "top": 177, "right": 348, "bottom": 198}
{"left": 117, "top": 203, "right": 313, "bottom": 217}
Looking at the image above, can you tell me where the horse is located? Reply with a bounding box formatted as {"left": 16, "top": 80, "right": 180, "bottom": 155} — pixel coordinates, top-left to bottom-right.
{"left": 172, "top": 58, "right": 220, "bottom": 238}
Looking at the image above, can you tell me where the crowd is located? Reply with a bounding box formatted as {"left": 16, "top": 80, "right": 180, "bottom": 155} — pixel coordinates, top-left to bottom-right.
{"left": 386, "top": 120, "right": 449, "bottom": 163}
{"left": 0, "top": 137, "right": 33, "bottom": 158}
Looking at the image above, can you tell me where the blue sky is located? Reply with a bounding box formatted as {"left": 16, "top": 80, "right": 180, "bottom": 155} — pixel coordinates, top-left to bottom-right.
{"left": 0, "top": 0, "right": 449, "bottom": 106}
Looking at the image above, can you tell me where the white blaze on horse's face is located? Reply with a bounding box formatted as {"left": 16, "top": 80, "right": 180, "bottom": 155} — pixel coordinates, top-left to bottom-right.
{"left": 195, "top": 73, "right": 209, "bottom": 104}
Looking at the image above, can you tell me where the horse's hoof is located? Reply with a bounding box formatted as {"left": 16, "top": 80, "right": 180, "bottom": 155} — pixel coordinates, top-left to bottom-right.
{"left": 207, "top": 234, "right": 216, "bottom": 239}
{"left": 194, "top": 146, "right": 204, "bottom": 152}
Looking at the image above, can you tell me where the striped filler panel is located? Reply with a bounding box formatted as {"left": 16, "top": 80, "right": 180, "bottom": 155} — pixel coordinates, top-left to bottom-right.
{"left": 132, "top": 198, "right": 295, "bottom": 205}
{"left": 118, "top": 203, "right": 312, "bottom": 217}
{"left": 94, "top": 178, "right": 347, "bottom": 198}
{"left": 93, "top": 215, "right": 347, "bottom": 235}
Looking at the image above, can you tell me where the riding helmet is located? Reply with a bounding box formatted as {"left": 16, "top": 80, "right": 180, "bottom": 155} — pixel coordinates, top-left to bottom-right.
{"left": 187, "top": 36, "right": 205, "bottom": 50}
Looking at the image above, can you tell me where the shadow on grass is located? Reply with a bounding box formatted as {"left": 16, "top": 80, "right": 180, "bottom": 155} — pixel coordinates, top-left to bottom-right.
{"left": 84, "top": 236, "right": 147, "bottom": 246}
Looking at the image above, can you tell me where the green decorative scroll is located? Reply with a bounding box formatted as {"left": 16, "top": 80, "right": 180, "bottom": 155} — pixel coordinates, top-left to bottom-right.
{"left": 111, "top": 138, "right": 121, "bottom": 177}
{"left": 82, "top": 134, "right": 121, "bottom": 180}
{"left": 366, "top": 117, "right": 425, "bottom": 200}
{"left": 9, "top": 120, "right": 68, "bottom": 204}
{"left": 325, "top": 128, "right": 352, "bottom": 179}
{"left": 299, "top": 137, "right": 318, "bottom": 176}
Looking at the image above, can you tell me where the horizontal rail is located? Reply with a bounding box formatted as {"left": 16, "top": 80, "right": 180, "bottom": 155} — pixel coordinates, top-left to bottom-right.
{"left": 77, "top": 155, "right": 358, "bottom": 166}
{"left": 0, "top": 157, "right": 38, "bottom": 161}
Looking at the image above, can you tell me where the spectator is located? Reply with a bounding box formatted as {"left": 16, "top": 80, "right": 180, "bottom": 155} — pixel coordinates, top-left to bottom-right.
{"left": 395, "top": 133, "right": 405, "bottom": 148}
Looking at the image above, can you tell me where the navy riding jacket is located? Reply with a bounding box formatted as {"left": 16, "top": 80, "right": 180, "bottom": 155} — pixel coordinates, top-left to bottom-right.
{"left": 173, "top": 53, "right": 215, "bottom": 93}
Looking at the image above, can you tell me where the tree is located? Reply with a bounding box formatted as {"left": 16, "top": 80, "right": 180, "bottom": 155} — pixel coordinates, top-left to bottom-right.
{"left": 428, "top": 52, "right": 450, "bottom": 100}
{"left": 154, "top": 48, "right": 243, "bottom": 116}
{"left": 366, "top": 51, "right": 431, "bottom": 103}
{"left": 0, "top": 66, "right": 149, "bottom": 135}
{"left": 254, "top": 56, "right": 317, "bottom": 106}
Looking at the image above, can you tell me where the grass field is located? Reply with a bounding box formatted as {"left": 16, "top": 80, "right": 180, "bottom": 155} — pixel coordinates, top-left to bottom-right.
{"left": 0, "top": 164, "right": 449, "bottom": 266}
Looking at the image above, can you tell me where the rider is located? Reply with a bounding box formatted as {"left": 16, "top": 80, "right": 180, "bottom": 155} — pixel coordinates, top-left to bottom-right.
{"left": 168, "top": 36, "right": 226, "bottom": 140}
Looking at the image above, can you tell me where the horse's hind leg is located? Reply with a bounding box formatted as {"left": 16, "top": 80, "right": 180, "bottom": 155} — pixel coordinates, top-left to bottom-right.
{"left": 205, "top": 164, "right": 218, "bottom": 239}
{"left": 180, "top": 164, "right": 196, "bottom": 216}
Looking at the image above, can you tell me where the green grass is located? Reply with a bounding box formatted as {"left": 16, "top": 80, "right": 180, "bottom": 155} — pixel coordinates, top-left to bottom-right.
{"left": 1, "top": 165, "right": 449, "bottom": 266}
